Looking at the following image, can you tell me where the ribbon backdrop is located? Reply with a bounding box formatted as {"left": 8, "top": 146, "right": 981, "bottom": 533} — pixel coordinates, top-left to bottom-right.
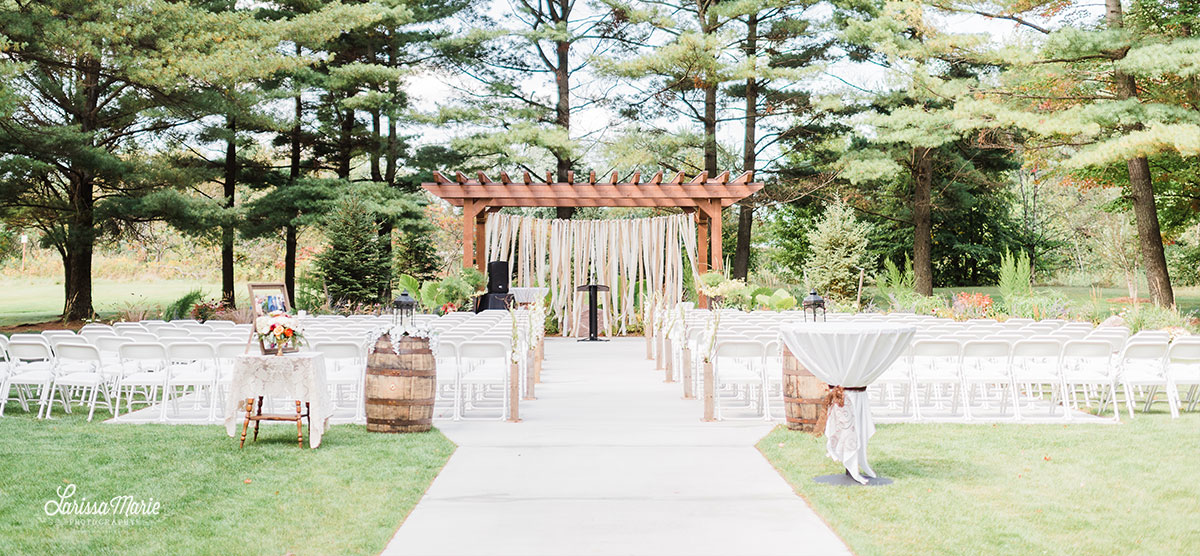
{"left": 485, "top": 213, "right": 699, "bottom": 335}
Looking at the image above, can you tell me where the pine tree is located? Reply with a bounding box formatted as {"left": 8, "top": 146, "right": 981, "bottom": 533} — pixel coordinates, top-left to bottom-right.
{"left": 804, "top": 201, "right": 873, "bottom": 301}
{"left": 315, "top": 197, "right": 393, "bottom": 307}
{"left": 0, "top": 0, "right": 289, "bottom": 320}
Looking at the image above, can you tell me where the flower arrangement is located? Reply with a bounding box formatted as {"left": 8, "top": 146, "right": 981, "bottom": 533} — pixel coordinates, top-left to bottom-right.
{"left": 255, "top": 310, "right": 304, "bottom": 355}
{"left": 191, "top": 300, "right": 225, "bottom": 322}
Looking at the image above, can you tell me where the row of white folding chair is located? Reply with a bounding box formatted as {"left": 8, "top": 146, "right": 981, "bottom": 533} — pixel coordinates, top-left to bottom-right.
{"left": 895, "top": 338, "right": 1189, "bottom": 420}
{"left": 438, "top": 340, "right": 510, "bottom": 420}
{"left": 309, "top": 341, "right": 367, "bottom": 422}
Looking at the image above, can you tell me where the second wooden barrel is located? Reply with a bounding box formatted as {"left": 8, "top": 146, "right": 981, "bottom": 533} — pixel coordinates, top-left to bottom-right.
{"left": 782, "top": 345, "right": 828, "bottom": 432}
{"left": 365, "top": 334, "right": 435, "bottom": 433}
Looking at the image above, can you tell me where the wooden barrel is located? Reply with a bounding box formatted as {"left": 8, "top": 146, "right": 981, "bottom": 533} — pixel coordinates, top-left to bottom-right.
{"left": 365, "top": 334, "right": 435, "bottom": 433}
{"left": 782, "top": 345, "right": 828, "bottom": 432}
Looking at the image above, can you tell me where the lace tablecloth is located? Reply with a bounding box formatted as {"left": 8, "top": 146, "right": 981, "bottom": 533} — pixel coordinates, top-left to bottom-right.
{"left": 223, "top": 352, "right": 334, "bottom": 448}
{"left": 510, "top": 287, "right": 549, "bottom": 304}
{"left": 779, "top": 323, "right": 916, "bottom": 483}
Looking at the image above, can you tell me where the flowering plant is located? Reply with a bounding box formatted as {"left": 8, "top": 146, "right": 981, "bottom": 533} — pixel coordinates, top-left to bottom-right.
{"left": 254, "top": 310, "right": 304, "bottom": 353}
{"left": 191, "top": 300, "right": 225, "bottom": 322}
{"left": 952, "top": 292, "right": 994, "bottom": 319}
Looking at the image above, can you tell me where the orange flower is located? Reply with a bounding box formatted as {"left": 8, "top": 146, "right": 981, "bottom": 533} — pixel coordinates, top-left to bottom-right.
{"left": 284, "top": 329, "right": 293, "bottom": 338}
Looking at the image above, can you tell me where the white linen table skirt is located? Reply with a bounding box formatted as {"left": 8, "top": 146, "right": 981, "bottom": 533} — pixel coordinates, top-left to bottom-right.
{"left": 779, "top": 323, "right": 916, "bottom": 483}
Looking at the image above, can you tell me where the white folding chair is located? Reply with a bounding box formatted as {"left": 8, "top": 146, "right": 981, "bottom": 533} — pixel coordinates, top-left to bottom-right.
{"left": 456, "top": 341, "right": 510, "bottom": 420}
{"left": 0, "top": 340, "right": 58, "bottom": 418}
{"left": 115, "top": 343, "right": 169, "bottom": 419}
{"left": 711, "top": 340, "right": 767, "bottom": 420}
{"left": 1060, "top": 340, "right": 1120, "bottom": 420}
{"left": 51, "top": 343, "right": 115, "bottom": 421}
{"left": 312, "top": 341, "right": 366, "bottom": 422}
{"left": 959, "top": 340, "right": 1014, "bottom": 419}
{"left": 1010, "top": 339, "right": 1064, "bottom": 418}
{"left": 163, "top": 343, "right": 221, "bottom": 422}
{"left": 1168, "top": 338, "right": 1200, "bottom": 411}
{"left": 909, "top": 339, "right": 963, "bottom": 420}
{"left": 1117, "top": 341, "right": 1176, "bottom": 418}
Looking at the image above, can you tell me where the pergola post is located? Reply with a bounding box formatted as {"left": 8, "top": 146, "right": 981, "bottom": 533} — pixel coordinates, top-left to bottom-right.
{"left": 707, "top": 200, "right": 723, "bottom": 272}
{"left": 461, "top": 199, "right": 477, "bottom": 269}
{"left": 697, "top": 212, "right": 709, "bottom": 273}
{"left": 475, "top": 211, "right": 487, "bottom": 274}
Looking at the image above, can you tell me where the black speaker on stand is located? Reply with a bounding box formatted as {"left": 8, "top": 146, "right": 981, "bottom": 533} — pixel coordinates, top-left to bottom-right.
{"left": 474, "top": 260, "right": 515, "bottom": 313}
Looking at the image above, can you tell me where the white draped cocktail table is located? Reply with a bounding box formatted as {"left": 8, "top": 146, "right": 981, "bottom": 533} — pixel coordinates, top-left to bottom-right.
{"left": 779, "top": 323, "right": 916, "bottom": 484}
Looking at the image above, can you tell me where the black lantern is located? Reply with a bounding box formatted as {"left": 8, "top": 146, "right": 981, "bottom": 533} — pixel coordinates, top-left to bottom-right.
{"left": 803, "top": 289, "right": 826, "bottom": 322}
{"left": 392, "top": 290, "right": 417, "bottom": 328}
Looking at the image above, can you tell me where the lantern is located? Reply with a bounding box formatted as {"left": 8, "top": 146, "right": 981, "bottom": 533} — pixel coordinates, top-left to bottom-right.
{"left": 392, "top": 290, "right": 417, "bottom": 328}
{"left": 803, "top": 289, "right": 826, "bottom": 322}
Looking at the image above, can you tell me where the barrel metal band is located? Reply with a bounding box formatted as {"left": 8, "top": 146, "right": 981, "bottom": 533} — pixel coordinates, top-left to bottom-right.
{"left": 370, "top": 418, "right": 433, "bottom": 426}
{"left": 369, "top": 369, "right": 436, "bottom": 378}
{"left": 366, "top": 397, "right": 435, "bottom": 407}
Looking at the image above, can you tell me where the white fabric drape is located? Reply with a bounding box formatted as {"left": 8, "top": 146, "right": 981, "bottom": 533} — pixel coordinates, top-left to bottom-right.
{"left": 485, "top": 213, "right": 696, "bottom": 336}
{"left": 778, "top": 323, "right": 916, "bottom": 484}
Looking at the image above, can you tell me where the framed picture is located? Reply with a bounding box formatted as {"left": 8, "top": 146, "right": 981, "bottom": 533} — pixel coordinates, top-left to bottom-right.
{"left": 248, "top": 282, "right": 292, "bottom": 317}
{"left": 247, "top": 282, "right": 296, "bottom": 355}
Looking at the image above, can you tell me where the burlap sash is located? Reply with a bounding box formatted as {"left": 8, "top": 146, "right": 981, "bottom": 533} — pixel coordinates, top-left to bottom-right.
{"left": 812, "top": 385, "right": 867, "bottom": 438}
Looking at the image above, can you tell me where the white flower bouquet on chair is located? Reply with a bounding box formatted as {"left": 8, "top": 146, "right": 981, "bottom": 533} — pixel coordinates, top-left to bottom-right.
{"left": 255, "top": 311, "right": 304, "bottom": 355}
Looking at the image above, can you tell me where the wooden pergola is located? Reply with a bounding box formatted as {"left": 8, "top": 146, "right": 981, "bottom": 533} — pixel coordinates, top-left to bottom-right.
{"left": 422, "top": 170, "right": 764, "bottom": 274}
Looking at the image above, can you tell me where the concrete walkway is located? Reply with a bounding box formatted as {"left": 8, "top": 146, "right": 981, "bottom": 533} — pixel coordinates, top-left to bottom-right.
{"left": 382, "top": 337, "right": 850, "bottom": 556}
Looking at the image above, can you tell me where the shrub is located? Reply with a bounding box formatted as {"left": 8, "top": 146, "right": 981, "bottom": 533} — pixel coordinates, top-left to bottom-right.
{"left": 997, "top": 250, "right": 1032, "bottom": 311}
{"left": 163, "top": 289, "right": 204, "bottom": 321}
{"left": 315, "top": 197, "right": 391, "bottom": 307}
{"left": 803, "top": 201, "right": 873, "bottom": 301}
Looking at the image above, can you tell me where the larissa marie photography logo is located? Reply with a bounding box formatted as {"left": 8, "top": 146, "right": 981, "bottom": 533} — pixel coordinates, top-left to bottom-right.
{"left": 43, "top": 484, "right": 162, "bottom": 525}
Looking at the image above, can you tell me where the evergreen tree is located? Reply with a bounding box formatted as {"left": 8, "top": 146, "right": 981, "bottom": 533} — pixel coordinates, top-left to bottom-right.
{"left": 315, "top": 196, "right": 392, "bottom": 307}
{"left": 394, "top": 227, "right": 443, "bottom": 283}
{"left": 0, "top": 0, "right": 286, "bottom": 320}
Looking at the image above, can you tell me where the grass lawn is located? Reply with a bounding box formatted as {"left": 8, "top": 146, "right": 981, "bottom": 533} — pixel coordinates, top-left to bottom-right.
{"left": 759, "top": 413, "right": 1200, "bottom": 555}
{"left": 0, "top": 278, "right": 232, "bottom": 326}
{"left": 0, "top": 408, "right": 454, "bottom": 555}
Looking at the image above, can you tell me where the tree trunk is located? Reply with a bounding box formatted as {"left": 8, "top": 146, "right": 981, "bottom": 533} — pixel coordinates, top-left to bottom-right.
{"left": 1106, "top": 0, "right": 1174, "bottom": 306}
{"left": 733, "top": 14, "right": 758, "bottom": 281}
{"left": 286, "top": 76, "right": 302, "bottom": 304}
{"left": 222, "top": 115, "right": 237, "bottom": 307}
{"left": 338, "top": 104, "right": 353, "bottom": 180}
{"left": 554, "top": 4, "right": 574, "bottom": 221}
{"left": 63, "top": 58, "right": 100, "bottom": 321}
{"left": 912, "top": 146, "right": 934, "bottom": 296}
{"left": 62, "top": 186, "right": 96, "bottom": 321}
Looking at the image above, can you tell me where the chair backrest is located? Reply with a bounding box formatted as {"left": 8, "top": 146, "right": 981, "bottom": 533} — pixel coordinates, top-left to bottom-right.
{"left": 457, "top": 341, "right": 509, "bottom": 360}
{"left": 1121, "top": 341, "right": 1168, "bottom": 361}
{"left": 215, "top": 342, "right": 250, "bottom": 359}
{"left": 155, "top": 328, "right": 189, "bottom": 338}
{"left": 961, "top": 340, "right": 1011, "bottom": 358}
{"left": 312, "top": 342, "right": 363, "bottom": 360}
{"left": 1062, "top": 340, "right": 1112, "bottom": 359}
{"left": 95, "top": 336, "right": 134, "bottom": 353}
{"left": 1012, "top": 339, "right": 1062, "bottom": 358}
{"left": 167, "top": 342, "right": 217, "bottom": 361}
{"left": 713, "top": 340, "right": 766, "bottom": 359}
{"left": 8, "top": 340, "right": 53, "bottom": 362}
{"left": 118, "top": 342, "right": 168, "bottom": 361}
{"left": 41, "top": 330, "right": 76, "bottom": 338}
{"left": 55, "top": 343, "right": 102, "bottom": 362}
{"left": 1167, "top": 339, "right": 1200, "bottom": 363}
{"left": 80, "top": 329, "right": 119, "bottom": 342}
{"left": 10, "top": 333, "right": 50, "bottom": 346}
{"left": 912, "top": 339, "right": 961, "bottom": 358}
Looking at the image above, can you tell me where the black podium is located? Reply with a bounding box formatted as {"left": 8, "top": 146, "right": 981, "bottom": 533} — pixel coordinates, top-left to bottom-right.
{"left": 576, "top": 284, "right": 609, "bottom": 341}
